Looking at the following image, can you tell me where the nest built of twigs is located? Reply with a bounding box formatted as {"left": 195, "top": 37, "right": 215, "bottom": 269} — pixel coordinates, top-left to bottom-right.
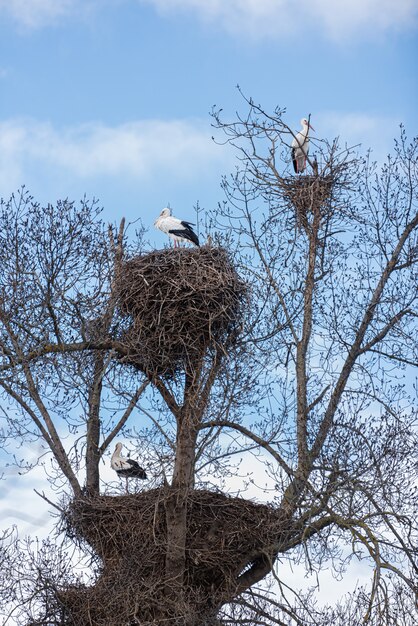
{"left": 282, "top": 174, "right": 334, "bottom": 231}
{"left": 56, "top": 489, "right": 283, "bottom": 625}
{"left": 115, "top": 247, "right": 247, "bottom": 377}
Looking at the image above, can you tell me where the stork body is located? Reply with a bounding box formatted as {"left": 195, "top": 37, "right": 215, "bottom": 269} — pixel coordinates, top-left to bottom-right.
{"left": 291, "top": 118, "right": 314, "bottom": 174}
{"left": 111, "top": 443, "right": 147, "bottom": 479}
{"left": 154, "top": 207, "right": 200, "bottom": 247}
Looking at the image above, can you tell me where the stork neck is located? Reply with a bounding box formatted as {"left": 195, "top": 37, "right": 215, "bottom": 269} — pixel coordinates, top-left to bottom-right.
{"left": 301, "top": 124, "right": 309, "bottom": 137}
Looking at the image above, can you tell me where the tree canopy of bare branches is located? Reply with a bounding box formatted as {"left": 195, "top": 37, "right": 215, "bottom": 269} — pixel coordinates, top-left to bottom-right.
{"left": 0, "top": 96, "right": 417, "bottom": 625}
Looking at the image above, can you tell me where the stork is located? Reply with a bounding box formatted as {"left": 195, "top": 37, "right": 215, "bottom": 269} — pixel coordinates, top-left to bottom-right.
{"left": 154, "top": 207, "right": 200, "bottom": 247}
{"left": 291, "top": 118, "right": 314, "bottom": 174}
{"left": 111, "top": 443, "right": 147, "bottom": 491}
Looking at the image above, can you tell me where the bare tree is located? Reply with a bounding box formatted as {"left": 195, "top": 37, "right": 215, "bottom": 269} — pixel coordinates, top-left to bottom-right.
{"left": 0, "top": 193, "right": 147, "bottom": 496}
{"left": 0, "top": 92, "right": 417, "bottom": 625}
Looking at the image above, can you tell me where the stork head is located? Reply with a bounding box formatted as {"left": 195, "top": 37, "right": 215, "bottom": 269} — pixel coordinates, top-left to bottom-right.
{"left": 301, "top": 117, "right": 315, "bottom": 132}
{"left": 114, "top": 442, "right": 123, "bottom": 452}
{"left": 161, "top": 207, "right": 171, "bottom": 217}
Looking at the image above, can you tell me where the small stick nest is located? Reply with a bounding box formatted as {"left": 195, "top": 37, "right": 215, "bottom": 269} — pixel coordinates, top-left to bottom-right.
{"left": 282, "top": 175, "right": 334, "bottom": 231}
{"left": 56, "top": 490, "right": 284, "bottom": 625}
{"left": 115, "top": 247, "right": 247, "bottom": 377}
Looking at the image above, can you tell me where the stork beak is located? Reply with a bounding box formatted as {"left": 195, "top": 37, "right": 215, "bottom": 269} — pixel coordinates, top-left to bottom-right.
{"left": 309, "top": 124, "right": 315, "bottom": 132}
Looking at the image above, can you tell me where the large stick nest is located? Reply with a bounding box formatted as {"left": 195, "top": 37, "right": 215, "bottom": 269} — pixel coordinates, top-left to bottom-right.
{"left": 56, "top": 490, "right": 284, "bottom": 625}
{"left": 281, "top": 174, "right": 334, "bottom": 231}
{"left": 115, "top": 247, "right": 247, "bottom": 377}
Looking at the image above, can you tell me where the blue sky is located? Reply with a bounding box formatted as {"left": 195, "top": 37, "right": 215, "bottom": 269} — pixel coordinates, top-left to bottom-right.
{"left": 0, "top": 0, "right": 417, "bottom": 608}
{"left": 0, "top": 0, "right": 416, "bottom": 245}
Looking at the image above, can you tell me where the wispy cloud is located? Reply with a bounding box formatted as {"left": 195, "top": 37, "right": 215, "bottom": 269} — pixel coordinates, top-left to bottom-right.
{"left": 310, "top": 0, "right": 418, "bottom": 39}
{"left": 317, "top": 111, "right": 401, "bottom": 159}
{"left": 140, "top": 0, "right": 418, "bottom": 41}
{"left": 0, "top": 117, "right": 225, "bottom": 193}
{"left": 1, "top": 0, "right": 417, "bottom": 38}
{"left": 0, "top": 113, "right": 401, "bottom": 203}
{"left": 0, "top": 0, "right": 78, "bottom": 29}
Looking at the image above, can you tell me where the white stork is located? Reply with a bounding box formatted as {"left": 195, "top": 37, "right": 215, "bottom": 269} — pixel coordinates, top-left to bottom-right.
{"left": 154, "top": 207, "right": 200, "bottom": 247}
{"left": 111, "top": 443, "right": 147, "bottom": 481}
{"left": 291, "top": 118, "right": 314, "bottom": 174}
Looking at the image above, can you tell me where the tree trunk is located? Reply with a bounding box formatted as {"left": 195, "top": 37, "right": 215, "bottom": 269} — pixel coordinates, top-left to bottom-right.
{"left": 85, "top": 354, "right": 105, "bottom": 495}
{"left": 165, "top": 411, "right": 198, "bottom": 598}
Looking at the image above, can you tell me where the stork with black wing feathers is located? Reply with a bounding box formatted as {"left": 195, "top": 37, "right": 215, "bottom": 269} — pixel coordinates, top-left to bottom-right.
{"left": 111, "top": 442, "right": 147, "bottom": 491}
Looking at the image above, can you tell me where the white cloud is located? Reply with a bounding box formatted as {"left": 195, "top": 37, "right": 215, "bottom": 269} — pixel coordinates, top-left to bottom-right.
{"left": 1, "top": 0, "right": 417, "bottom": 38}
{"left": 0, "top": 113, "right": 400, "bottom": 203}
{"left": 311, "top": 0, "right": 418, "bottom": 39}
{"left": 317, "top": 111, "right": 401, "bottom": 159}
{"left": 1, "top": 442, "right": 55, "bottom": 537}
{"left": 0, "top": 0, "right": 77, "bottom": 29}
{"left": 0, "top": 117, "right": 224, "bottom": 192}
{"left": 140, "top": 0, "right": 418, "bottom": 40}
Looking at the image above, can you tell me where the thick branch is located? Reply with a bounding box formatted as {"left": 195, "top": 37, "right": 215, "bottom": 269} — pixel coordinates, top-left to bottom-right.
{"left": 0, "top": 312, "right": 81, "bottom": 494}
{"left": 200, "top": 419, "right": 292, "bottom": 476}
{"left": 98, "top": 380, "right": 149, "bottom": 456}
{"left": 311, "top": 209, "right": 418, "bottom": 461}
{"left": 85, "top": 352, "right": 107, "bottom": 495}
{"left": 295, "top": 208, "right": 320, "bottom": 474}
{"left": 0, "top": 339, "right": 126, "bottom": 373}
{"left": 359, "top": 308, "right": 414, "bottom": 354}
